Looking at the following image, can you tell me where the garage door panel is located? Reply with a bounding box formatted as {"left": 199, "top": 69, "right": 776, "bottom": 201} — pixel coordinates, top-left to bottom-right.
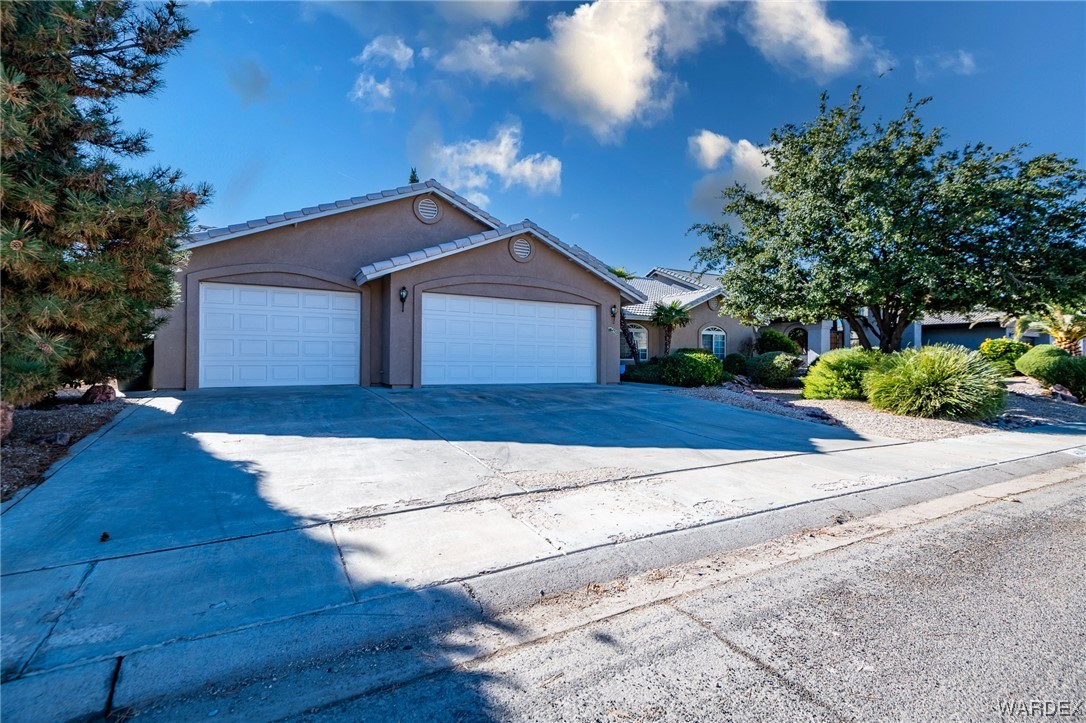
{"left": 200, "top": 282, "right": 360, "bottom": 388}
{"left": 422, "top": 292, "right": 595, "bottom": 385}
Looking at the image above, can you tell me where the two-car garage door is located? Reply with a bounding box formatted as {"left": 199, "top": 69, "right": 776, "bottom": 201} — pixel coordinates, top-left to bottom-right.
{"left": 421, "top": 292, "right": 597, "bottom": 385}
{"left": 199, "top": 282, "right": 360, "bottom": 388}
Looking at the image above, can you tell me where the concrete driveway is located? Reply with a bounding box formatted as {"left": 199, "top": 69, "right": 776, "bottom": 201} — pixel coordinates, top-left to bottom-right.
{"left": 2, "top": 384, "right": 1083, "bottom": 720}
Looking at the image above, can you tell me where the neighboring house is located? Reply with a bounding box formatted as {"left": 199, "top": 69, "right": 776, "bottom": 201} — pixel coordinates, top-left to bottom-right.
{"left": 621, "top": 268, "right": 754, "bottom": 362}
{"left": 919, "top": 311, "right": 1051, "bottom": 349}
{"left": 152, "top": 180, "right": 646, "bottom": 389}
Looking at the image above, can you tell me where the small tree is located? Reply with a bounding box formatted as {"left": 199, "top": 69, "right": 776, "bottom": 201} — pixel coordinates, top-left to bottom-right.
{"left": 692, "top": 89, "right": 1086, "bottom": 353}
{"left": 1013, "top": 304, "right": 1086, "bottom": 356}
{"left": 0, "top": 1, "right": 208, "bottom": 406}
{"left": 649, "top": 301, "right": 691, "bottom": 355}
{"left": 409, "top": 167, "right": 420, "bottom": 183}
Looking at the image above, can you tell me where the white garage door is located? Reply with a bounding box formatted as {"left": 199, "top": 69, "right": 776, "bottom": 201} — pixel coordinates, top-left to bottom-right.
{"left": 422, "top": 293, "right": 596, "bottom": 385}
{"left": 199, "top": 282, "right": 360, "bottom": 388}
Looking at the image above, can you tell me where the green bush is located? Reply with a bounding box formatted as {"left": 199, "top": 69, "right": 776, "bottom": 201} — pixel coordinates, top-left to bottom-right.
{"left": 658, "top": 350, "right": 726, "bottom": 387}
{"left": 801, "top": 348, "right": 882, "bottom": 399}
{"left": 723, "top": 353, "right": 748, "bottom": 376}
{"left": 1048, "top": 356, "right": 1086, "bottom": 399}
{"left": 863, "top": 345, "right": 1005, "bottom": 419}
{"left": 1014, "top": 344, "right": 1069, "bottom": 381}
{"left": 755, "top": 328, "right": 801, "bottom": 355}
{"left": 621, "top": 360, "right": 662, "bottom": 384}
{"left": 747, "top": 351, "right": 803, "bottom": 388}
{"left": 978, "top": 338, "right": 1031, "bottom": 377}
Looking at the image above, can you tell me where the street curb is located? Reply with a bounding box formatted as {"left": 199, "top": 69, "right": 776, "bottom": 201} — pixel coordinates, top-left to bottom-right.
{"left": 81, "top": 447, "right": 1084, "bottom": 715}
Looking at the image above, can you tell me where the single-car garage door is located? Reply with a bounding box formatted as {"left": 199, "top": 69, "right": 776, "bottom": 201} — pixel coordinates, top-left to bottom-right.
{"left": 199, "top": 282, "right": 360, "bottom": 388}
{"left": 422, "top": 292, "right": 596, "bottom": 385}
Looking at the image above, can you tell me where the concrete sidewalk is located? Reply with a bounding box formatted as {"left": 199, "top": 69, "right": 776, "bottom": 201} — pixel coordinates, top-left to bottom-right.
{"left": 1, "top": 385, "right": 1083, "bottom": 721}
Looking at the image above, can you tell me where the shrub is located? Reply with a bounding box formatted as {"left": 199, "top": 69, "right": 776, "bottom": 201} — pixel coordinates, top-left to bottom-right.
{"left": 622, "top": 360, "right": 662, "bottom": 384}
{"left": 978, "top": 338, "right": 1031, "bottom": 377}
{"left": 801, "top": 348, "right": 882, "bottom": 399}
{"left": 755, "top": 328, "right": 801, "bottom": 355}
{"left": 1014, "top": 344, "right": 1069, "bottom": 381}
{"left": 863, "top": 345, "right": 1005, "bottom": 419}
{"left": 747, "top": 351, "right": 803, "bottom": 388}
{"left": 658, "top": 350, "right": 726, "bottom": 387}
{"left": 723, "top": 353, "right": 748, "bottom": 376}
{"left": 1048, "top": 356, "right": 1086, "bottom": 399}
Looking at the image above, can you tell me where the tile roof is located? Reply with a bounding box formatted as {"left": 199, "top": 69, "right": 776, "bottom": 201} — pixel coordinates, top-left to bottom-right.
{"left": 648, "top": 267, "right": 723, "bottom": 290}
{"left": 353, "top": 220, "right": 647, "bottom": 303}
{"left": 181, "top": 180, "right": 503, "bottom": 249}
{"left": 920, "top": 311, "right": 1004, "bottom": 326}
{"left": 622, "top": 276, "right": 722, "bottom": 319}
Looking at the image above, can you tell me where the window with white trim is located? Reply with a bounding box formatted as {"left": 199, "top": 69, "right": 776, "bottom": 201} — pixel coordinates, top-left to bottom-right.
{"left": 700, "top": 326, "right": 727, "bottom": 359}
{"left": 623, "top": 324, "right": 649, "bottom": 362}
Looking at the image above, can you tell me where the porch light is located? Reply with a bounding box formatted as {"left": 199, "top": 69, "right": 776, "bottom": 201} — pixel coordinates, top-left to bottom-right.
{"left": 399, "top": 286, "right": 408, "bottom": 311}
{"left": 610, "top": 305, "right": 617, "bottom": 319}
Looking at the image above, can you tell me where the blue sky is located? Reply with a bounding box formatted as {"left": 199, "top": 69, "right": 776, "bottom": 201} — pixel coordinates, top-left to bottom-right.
{"left": 121, "top": 1, "right": 1085, "bottom": 275}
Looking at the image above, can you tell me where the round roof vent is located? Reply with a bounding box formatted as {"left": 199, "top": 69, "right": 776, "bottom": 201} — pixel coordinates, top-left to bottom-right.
{"left": 511, "top": 237, "right": 532, "bottom": 260}
{"left": 414, "top": 196, "right": 442, "bottom": 224}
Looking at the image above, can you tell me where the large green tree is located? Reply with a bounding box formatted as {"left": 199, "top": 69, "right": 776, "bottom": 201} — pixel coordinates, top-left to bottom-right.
{"left": 1, "top": 0, "right": 209, "bottom": 404}
{"left": 691, "top": 90, "right": 1086, "bottom": 352}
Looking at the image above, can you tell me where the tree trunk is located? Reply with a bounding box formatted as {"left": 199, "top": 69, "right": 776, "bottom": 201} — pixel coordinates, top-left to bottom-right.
{"left": 619, "top": 312, "right": 638, "bottom": 365}
{"left": 664, "top": 326, "right": 673, "bottom": 355}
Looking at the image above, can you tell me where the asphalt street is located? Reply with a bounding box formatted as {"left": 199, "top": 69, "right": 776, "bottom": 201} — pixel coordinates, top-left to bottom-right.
{"left": 298, "top": 474, "right": 1086, "bottom": 722}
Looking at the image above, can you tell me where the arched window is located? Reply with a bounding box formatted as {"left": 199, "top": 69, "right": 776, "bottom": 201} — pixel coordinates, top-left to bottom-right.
{"left": 700, "top": 326, "right": 727, "bottom": 359}
{"left": 623, "top": 324, "right": 649, "bottom": 362}
{"left": 788, "top": 327, "right": 809, "bottom": 354}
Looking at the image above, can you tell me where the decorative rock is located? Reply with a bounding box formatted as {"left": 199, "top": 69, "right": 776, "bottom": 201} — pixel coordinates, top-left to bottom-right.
{"left": 1049, "top": 384, "right": 1080, "bottom": 404}
{"left": 80, "top": 384, "right": 116, "bottom": 405}
{"left": 33, "top": 432, "right": 72, "bottom": 446}
{"left": 0, "top": 401, "right": 13, "bottom": 443}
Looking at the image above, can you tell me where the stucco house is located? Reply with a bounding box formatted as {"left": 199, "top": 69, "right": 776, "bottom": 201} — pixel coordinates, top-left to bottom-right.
{"left": 919, "top": 311, "right": 1051, "bottom": 349}
{"left": 152, "top": 180, "right": 646, "bottom": 390}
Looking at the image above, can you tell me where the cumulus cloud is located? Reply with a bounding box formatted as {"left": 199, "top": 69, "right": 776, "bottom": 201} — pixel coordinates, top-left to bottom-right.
{"left": 688, "top": 134, "right": 772, "bottom": 217}
{"left": 744, "top": 0, "right": 859, "bottom": 80}
{"left": 225, "top": 58, "right": 271, "bottom": 106}
{"left": 428, "top": 121, "right": 561, "bottom": 207}
{"left": 438, "top": 1, "right": 725, "bottom": 142}
{"left": 349, "top": 74, "right": 394, "bottom": 112}
{"left": 355, "top": 35, "right": 415, "bottom": 70}
{"left": 914, "top": 50, "right": 977, "bottom": 80}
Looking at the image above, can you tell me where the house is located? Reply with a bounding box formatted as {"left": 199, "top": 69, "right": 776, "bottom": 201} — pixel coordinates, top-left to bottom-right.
{"left": 151, "top": 180, "right": 646, "bottom": 389}
{"left": 622, "top": 268, "right": 845, "bottom": 364}
{"left": 919, "top": 311, "right": 1051, "bottom": 349}
{"left": 621, "top": 268, "right": 755, "bottom": 362}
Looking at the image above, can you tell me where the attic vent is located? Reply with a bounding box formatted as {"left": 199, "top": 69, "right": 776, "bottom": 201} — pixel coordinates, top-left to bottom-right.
{"left": 512, "top": 237, "right": 532, "bottom": 259}
{"left": 417, "top": 197, "right": 439, "bottom": 220}
{"left": 413, "top": 196, "right": 442, "bottom": 224}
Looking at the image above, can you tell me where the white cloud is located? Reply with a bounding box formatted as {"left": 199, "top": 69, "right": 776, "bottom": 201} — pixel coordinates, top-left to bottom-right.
{"left": 439, "top": 1, "right": 726, "bottom": 142}
{"left": 355, "top": 35, "right": 414, "bottom": 70}
{"left": 914, "top": 50, "right": 977, "bottom": 80}
{"left": 688, "top": 135, "right": 772, "bottom": 216}
{"left": 744, "top": 0, "right": 859, "bottom": 79}
{"left": 349, "top": 74, "right": 394, "bottom": 112}
{"left": 438, "top": 1, "right": 523, "bottom": 26}
{"left": 689, "top": 129, "right": 734, "bottom": 170}
{"left": 428, "top": 121, "right": 561, "bottom": 206}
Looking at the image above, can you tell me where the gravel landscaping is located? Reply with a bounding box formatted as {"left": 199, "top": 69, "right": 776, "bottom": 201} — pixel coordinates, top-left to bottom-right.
{"left": 1, "top": 390, "right": 126, "bottom": 502}
{"left": 673, "top": 376, "right": 1086, "bottom": 442}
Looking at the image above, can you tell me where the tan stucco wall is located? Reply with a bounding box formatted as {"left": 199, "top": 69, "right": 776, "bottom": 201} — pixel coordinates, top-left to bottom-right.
{"left": 625, "top": 301, "right": 756, "bottom": 360}
{"left": 152, "top": 195, "right": 491, "bottom": 389}
{"left": 371, "top": 235, "right": 624, "bottom": 387}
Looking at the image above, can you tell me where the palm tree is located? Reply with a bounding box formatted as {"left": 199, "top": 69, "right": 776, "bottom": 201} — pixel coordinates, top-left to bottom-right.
{"left": 1013, "top": 305, "right": 1086, "bottom": 356}
{"left": 649, "top": 301, "right": 691, "bottom": 355}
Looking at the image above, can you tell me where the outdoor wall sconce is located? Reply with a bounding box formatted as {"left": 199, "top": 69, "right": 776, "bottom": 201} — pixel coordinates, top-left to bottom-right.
{"left": 399, "top": 286, "right": 408, "bottom": 311}
{"left": 610, "top": 305, "right": 617, "bottom": 319}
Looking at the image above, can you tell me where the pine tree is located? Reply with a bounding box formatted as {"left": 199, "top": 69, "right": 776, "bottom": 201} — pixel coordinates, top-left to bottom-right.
{"left": 0, "top": 0, "right": 209, "bottom": 405}
{"left": 408, "top": 167, "right": 420, "bottom": 184}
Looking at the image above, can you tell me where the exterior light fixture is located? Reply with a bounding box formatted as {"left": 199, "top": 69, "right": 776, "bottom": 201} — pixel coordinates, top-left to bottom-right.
{"left": 610, "top": 305, "right": 618, "bottom": 319}
{"left": 399, "top": 286, "right": 408, "bottom": 311}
